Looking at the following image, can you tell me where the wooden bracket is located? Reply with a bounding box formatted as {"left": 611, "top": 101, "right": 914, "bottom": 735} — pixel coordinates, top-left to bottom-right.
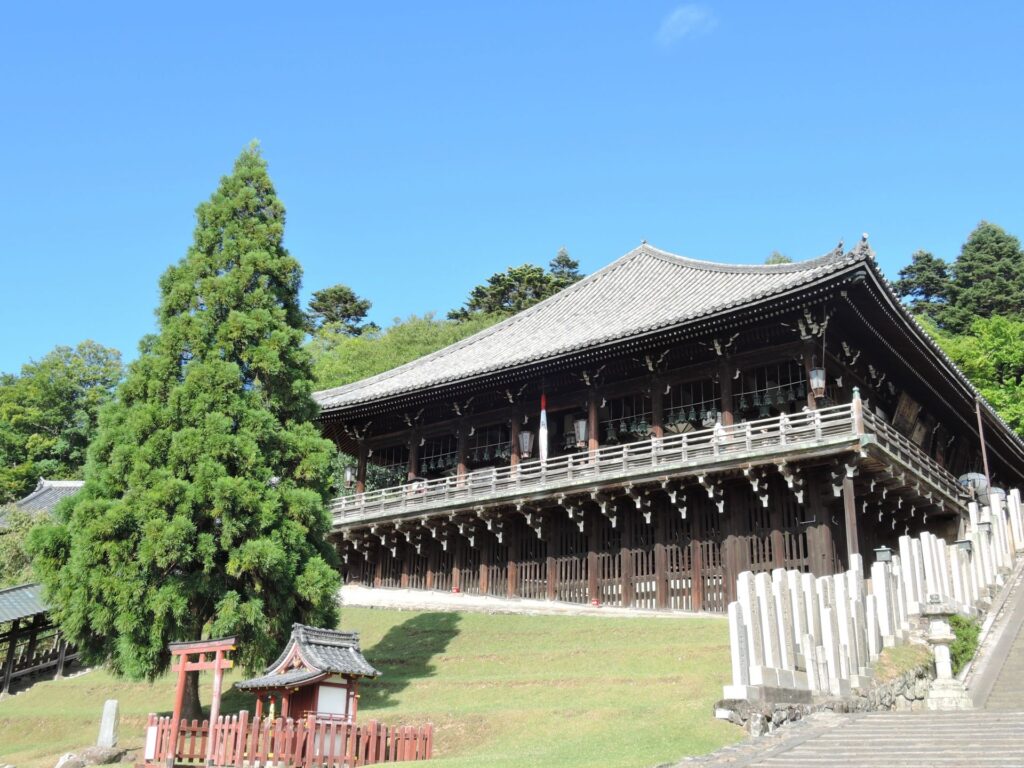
{"left": 743, "top": 466, "right": 770, "bottom": 508}
{"left": 623, "top": 484, "right": 653, "bottom": 524}
{"left": 831, "top": 460, "right": 858, "bottom": 497}
{"left": 558, "top": 494, "right": 587, "bottom": 532}
{"left": 590, "top": 491, "right": 617, "bottom": 528}
{"left": 776, "top": 461, "right": 805, "bottom": 505}
{"left": 697, "top": 474, "right": 725, "bottom": 514}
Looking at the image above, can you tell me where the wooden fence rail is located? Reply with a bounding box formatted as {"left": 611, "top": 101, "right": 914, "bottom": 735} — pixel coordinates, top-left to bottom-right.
{"left": 143, "top": 712, "right": 432, "bottom": 766}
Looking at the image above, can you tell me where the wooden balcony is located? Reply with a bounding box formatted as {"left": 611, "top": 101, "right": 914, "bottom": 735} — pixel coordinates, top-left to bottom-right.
{"left": 330, "top": 403, "right": 965, "bottom": 530}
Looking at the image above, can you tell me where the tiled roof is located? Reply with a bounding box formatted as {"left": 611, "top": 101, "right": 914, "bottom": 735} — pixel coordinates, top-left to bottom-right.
{"left": 0, "top": 582, "right": 48, "bottom": 624}
{"left": 314, "top": 242, "right": 867, "bottom": 411}
{"left": 238, "top": 624, "right": 379, "bottom": 691}
{"left": 14, "top": 479, "right": 84, "bottom": 513}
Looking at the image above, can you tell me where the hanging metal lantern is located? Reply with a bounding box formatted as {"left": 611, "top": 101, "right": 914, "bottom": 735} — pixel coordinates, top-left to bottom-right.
{"left": 483, "top": 447, "right": 492, "bottom": 461}
{"left": 753, "top": 391, "right": 762, "bottom": 407}
{"left": 809, "top": 365, "right": 827, "bottom": 398}
{"left": 573, "top": 418, "right": 588, "bottom": 447}
{"left": 605, "top": 423, "right": 618, "bottom": 443}
{"left": 797, "top": 382, "right": 806, "bottom": 399}
{"left": 775, "top": 389, "right": 785, "bottom": 407}
{"left": 759, "top": 403, "right": 770, "bottom": 418}
{"left": 698, "top": 407, "right": 707, "bottom": 423}
{"left": 344, "top": 465, "right": 356, "bottom": 489}
{"left": 619, "top": 419, "right": 628, "bottom": 434}
{"left": 687, "top": 406, "right": 697, "bottom": 422}
{"left": 518, "top": 429, "right": 536, "bottom": 459}
{"left": 785, "top": 387, "right": 795, "bottom": 403}
{"left": 636, "top": 417, "right": 649, "bottom": 436}
{"left": 738, "top": 394, "right": 748, "bottom": 411}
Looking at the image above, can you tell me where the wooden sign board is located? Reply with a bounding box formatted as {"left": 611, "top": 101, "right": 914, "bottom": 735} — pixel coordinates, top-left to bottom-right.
{"left": 892, "top": 392, "right": 922, "bottom": 434}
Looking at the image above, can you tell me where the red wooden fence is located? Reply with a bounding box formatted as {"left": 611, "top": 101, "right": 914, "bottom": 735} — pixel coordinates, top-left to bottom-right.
{"left": 143, "top": 712, "right": 432, "bottom": 766}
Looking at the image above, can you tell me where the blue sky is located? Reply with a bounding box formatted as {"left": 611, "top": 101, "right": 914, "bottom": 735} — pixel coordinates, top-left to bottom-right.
{"left": 2, "top": 2, "right": 1022, "bottom": 374}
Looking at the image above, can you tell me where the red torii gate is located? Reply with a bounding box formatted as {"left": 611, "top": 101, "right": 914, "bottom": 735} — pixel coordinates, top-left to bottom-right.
{"left": 167, "top": 636, "right": 237, "bottom": 766}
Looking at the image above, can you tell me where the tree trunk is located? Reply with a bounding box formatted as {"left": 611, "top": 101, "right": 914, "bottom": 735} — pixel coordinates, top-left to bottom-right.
{"left": 181, "top": 669, "right": 202, "bottom": 722}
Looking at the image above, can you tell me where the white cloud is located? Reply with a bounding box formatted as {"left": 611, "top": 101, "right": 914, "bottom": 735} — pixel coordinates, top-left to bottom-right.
{"left": 657, "top": 5, "right": 717, "bottom": 47}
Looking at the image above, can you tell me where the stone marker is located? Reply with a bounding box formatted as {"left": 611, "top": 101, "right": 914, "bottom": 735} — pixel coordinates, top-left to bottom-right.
{"left": 97, "top": 698, "right": 119, "bottom": 748}
{"left": 726, "top": 602, "right": 750, "bottom": 690}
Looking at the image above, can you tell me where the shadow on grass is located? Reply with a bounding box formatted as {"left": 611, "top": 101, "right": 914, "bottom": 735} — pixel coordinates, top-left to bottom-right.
{"left": 359, "top": 612, "right": 461, "bottom": 710}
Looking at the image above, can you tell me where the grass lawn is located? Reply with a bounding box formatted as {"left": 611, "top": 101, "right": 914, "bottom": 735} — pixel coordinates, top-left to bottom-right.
{"left": 0, "top": 607, "right": 741, "bottom": 768}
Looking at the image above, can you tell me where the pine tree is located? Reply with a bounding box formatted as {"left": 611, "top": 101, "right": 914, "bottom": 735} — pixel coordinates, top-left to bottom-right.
{"left": 893, "top": 250, "right": 951, "bottom": 319}
{"left": 942, "top": 222, "right": 1024, "bottom": 332}
{"left": 549, "top": 247, "right": 582, "bottom": 289}
{"left": 307, "top": 283, "right": 377, "bottom": 336}
{"left": 29, "top": 145, "right": 340, "bottom": 718}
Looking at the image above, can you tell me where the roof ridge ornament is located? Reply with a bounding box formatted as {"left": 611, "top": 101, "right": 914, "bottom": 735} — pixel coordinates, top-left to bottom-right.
{"left": 849, "top": 232, "right": 875, "bottom": 260}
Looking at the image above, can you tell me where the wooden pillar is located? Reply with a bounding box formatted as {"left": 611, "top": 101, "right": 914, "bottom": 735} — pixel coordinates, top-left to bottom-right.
{"left": 408, "top": 436, "right": 420, "bottom": 481}
{"left": 546, "top": 518, "right": 557, "bottom": 601}
{"left": 451, "top": 538, "right": 462, "bottom": 592}
{"left": 425, "top": 540, "right": 437, "bottom": 590}
{"left": 806, "top": 474, "right": 835, "bottom": 576}
{"left": 802, "top": 342, "right": 818, "bottom": 411}
{"left": 281, "top": 694, "right": 290, "bottom": 720}
{"left": 168, "top": 649, "right": 188, "bottom": 758}
{"left": 654, "top": 506, "right": 668, "bottom": 609}
{"left": 843, "top": 475, "right": 859, "bottom": 560}
{"left": 55, "top": 634, "right": 69, "bottom": 678}
{"left": 373, "top": 547, "right": 383, "bottom": 588}
{"left": 400, "top": 541, "right": 411, "bottom": 588}
{"left": 620, "top": 507, "right": 635, "bottom": 607}
{"left": 1, "top": 618, "right": 21, "bottom": 695}
{"left": 587, "top": 394, "right": 600, "bottom": 455}
{"left": 719, "top": 362, "right": 734, "bottom": 426}
{"left": 479, "top": 534, "right": 491, "bottom": 594}
{"left": 254, "top": 694, "right": 264, "bottom": 724}
{"left": 457, "top": 426, "right": 468, "bottom": 480}
{"left": 356, "top": 442, "right": 368, "bottom": 494}
{"left": 507, "top": 518, "right": 519, "bottom": 598}
{"left": 510, "top": 417, "right": 521, "bottom": 467}
{"left": 690, "top": 504, "right": 704, "bottom": 613}
{"left": 205, "top": 649, "right": 226, "bottom": 764}
{"left": 587, "top": 511, "right": 600, "bottom": 604}
{"left": 651, "top": 384, "right": 665, "bottom": 439}
{"left": 769, "top": 496, "right": 786, "bottom": 569}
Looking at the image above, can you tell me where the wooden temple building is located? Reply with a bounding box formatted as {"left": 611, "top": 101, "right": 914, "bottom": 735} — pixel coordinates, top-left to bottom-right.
{"left": 314, "top": 238, "right": 1024, "bottom": 612}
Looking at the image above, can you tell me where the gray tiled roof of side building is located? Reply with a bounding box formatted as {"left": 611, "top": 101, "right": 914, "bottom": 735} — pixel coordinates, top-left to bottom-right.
{"left": 0, "top": 582, "right": 48, "bottom": 624}
{"left": 14, "top": 479, "right": 84, "bottom": 513}
{"left": 313, "top": 241, "right": 866, "bottom": 411}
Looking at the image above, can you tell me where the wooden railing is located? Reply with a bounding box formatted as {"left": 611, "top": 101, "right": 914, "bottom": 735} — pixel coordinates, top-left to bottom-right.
{"left": 143, "top": 712, "right": 432, "bottom": 766}
{"left": 331, "top": 402, "right": 965, "bottom": 527}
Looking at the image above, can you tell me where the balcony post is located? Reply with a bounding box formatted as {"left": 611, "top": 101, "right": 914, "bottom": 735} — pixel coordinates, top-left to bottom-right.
{"left": 851, "top": 387, "right": 865, "bottom": 436}
{"left": 356, "top": 442, "right": 368, "bottom": 494}
{"left": 651, "top": 382, "right": 665, "bottom": 439}
{"left": 719, "top": 362, "right": 734, "bottom": 426}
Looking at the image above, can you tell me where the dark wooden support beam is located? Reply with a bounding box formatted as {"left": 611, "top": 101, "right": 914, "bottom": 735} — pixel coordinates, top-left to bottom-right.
{"left": 425, "top": 540, "right": 437, "bottom": 591}
{"left": 654, "top": 507, "right": 668, "bottom": 609}
{"left": 691, "top": 508, "right": 704, "bottom": 612}
{"left": 587, "top": 393, "right": 600, "bottom": 455}
{"left": 356, "top": 442, "right": 368, "bottom": 494}
{"left": 451, "top": 537, "right": 462, "bottom": 593}
{"left": 802, "top": 341, "right": 818, "bottom": 411}
{"left": 843, "top": 475, "right": 859, "bottom": 560}
{"left": 373, "top": 547, "right": 383, "bottom": 588}
{"left": 507, "top": 518, "right": 519, "bottom": 598}
{"left": 651, "top": 383, "right": 665, "bottom": 439}
{"left": 457, "top": 426, "right": 467, "bottom": 480}
{"left": 55, "top": 634, "right": 69, "bottom": 678}
{"left": 510, "top": 417, "right": 521, "bottom": 468}
{"left": 407, "top": 436, "right": 420, "bottom": 481}
{"left": 479, "top": 534, "right": 491, "bottom": 594}
{"left": 400, "top": 540, "right": 411, "bottom": 588}
{"left": 587, "top": 511, "right": 599, "bottom": 604}
{"left": 719, "top": 362, "right": 734, "bottom": 426}
{"left": 546, "top": 518, "right": 557, "bottom": 601}
{"left": 620, "top": 508, "right": 635, "bottom": 607}
{"left": 1, "top": 618, "right": 20, "bottom": 695}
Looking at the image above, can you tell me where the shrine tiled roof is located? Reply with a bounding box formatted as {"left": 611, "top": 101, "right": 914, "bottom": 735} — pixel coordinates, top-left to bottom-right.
{"left": 238, "top": 624, "right": 379, "bottom": 690}
{"left": 314, "top": 241, "right": 869, "bottom": 412}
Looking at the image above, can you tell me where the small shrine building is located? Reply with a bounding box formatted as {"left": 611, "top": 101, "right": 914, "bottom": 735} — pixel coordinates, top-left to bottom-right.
{"left": 235, "top": 624, "right": 379, "bottom": 722}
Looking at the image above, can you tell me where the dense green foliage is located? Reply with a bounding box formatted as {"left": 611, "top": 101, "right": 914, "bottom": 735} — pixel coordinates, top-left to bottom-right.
{"left": 896, "top": 222, "right": 1024, "bottom": 332}
{"left": 0, "top": 342, "right": 123, "bottom": 503}
{"left": 447, "top": 248, "right": 583, "bottom": 320}
{"left": 28, "top": 146, "right": 340, "bottom": 688}
{"left": 949, "top": 614, "right": 981, "bottom": 676}
{"left": 897, "top": 222, "right": 1024, "bottom": 439}
{"left": 765, "top": 251, "right": 792, "bottom": 264}
{"left": 306, "top": 283, "right": 377, "bottom": 336}
{"left": 0, "top": 506, "right": 38, "bottom": 587}
{"left": 310, "top": 312, "right": 501, "bottom": 390}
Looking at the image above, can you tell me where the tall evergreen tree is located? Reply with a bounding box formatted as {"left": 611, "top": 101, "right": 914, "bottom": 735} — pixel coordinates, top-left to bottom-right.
{"left": 29, "top": 145, "right": 340, "bottom": 718}
{"left": 942, "top": 222, "right": 1024, "bottom": 332}
{"left": 549, "top": 247, "right": 582, "bottom": 289}
{"left": 893, "top": 250, "right": 951, "bottom": 319}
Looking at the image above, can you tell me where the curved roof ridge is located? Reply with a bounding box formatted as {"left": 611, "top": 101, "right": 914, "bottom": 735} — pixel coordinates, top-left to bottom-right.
{"left": 314, "top": 239, "right": 872, "bottom": 410}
